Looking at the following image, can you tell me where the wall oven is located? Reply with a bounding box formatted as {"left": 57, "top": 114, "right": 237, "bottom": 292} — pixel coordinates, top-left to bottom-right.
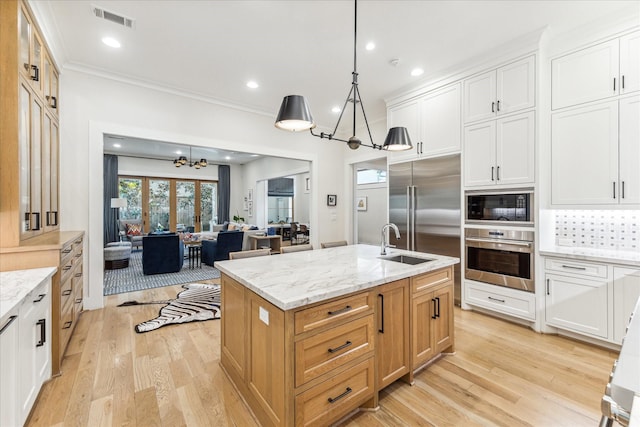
{"left": 465, "top": 228, "right": 535, "bottom": 292}
{"left": 466, "top": 191, "right": 533, "bottom": 225}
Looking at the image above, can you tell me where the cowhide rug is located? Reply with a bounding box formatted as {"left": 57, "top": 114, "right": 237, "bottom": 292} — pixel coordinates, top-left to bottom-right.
{"left": 118, "top": 283, "right": 221, "bottom": 333}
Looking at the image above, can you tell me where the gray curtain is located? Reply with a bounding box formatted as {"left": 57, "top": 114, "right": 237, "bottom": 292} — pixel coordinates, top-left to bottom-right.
{"left": 218, "top": 165, "right": 230, "bottom": 223}
{"left": 104, "top": 155, "right": 119, "bottom": 244}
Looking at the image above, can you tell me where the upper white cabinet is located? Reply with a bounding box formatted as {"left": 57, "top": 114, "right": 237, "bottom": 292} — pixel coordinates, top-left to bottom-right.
{"left": 551, "top": 95, "right": 639, "bottom": 205}
{"left": 552, "top": 30, "right": 639, "bottom": 110}
{"left": 464, "top": 111, "right": 535, "bottom": 187}
{"left": 463, "top": 55, "right": 535, "bottom": 123}
{"left": 387, "top": 83, "right": 461, "bottom": 162}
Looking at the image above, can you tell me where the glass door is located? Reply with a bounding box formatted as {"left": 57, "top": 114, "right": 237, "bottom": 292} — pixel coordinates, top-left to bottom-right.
{"left": 149, "top": 179, "right": 170, "bottom": 232}
{"left": 200, "top": 182, "right": 217, "bottom": 231}
{"left": 176, "top": 181, "right": 195, "bottom": 232}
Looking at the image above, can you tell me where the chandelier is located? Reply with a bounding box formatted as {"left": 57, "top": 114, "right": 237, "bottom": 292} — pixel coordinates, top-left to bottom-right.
{"left": 274, "top": 0, "right": 413, "bottom": 151}
{"left": 173, "top": 146, "right": 207, "bottom": 169}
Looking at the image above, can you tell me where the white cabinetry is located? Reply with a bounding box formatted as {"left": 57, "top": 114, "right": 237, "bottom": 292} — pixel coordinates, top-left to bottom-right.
{"left": 0, "top": 274, "right": 51, "bottom": 427}
{"left": 463, "top": 55, "right": 535, "bottom": 123}
{"left": 552, "top": 31, "right": 640, "bottom": 110}
{"left": 612, "top": 267, "right": 640, "bottom": 343}
{"left": 551, "top": 95, "right": 639, "bottom": 205}
{"left": 464, "top": 111, "right": 534, "bottom": 187}
{"left": 544, "top": 257, "right": 640, "bottom": 345}
{"left": 465, "top": 280, "right": 536, "bottom": 321}
{"left": 387, "top": 83, "right": 461, "bottom": 162}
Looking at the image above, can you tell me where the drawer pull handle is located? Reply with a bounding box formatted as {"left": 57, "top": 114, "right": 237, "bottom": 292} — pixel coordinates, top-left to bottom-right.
{"left": 561, "top": 264, "right": 586, "bottom": 271}
{"left": 432, "top": 298, "right": 437, "bottom": 319}
{"left": 75, "top": 239, "right": 82, "bottom": 244}
{"left": 62, "top": 321, "right": 72, "bottom": 329}
{"left": 36, "top": 319, "right": 46, "bottom": 347}
{"left": 75, "top": 253, "right": 82, "bottom": 258}
{"left": 327, "top": 305, "right": 352, "bottom": 316}
{"left": 62, "top": 248, "right": 72, "bottom": 254}
{"left": 62, "top": 289, "right": 72, "bottom": 296}
{"left": 488, "top": 296, "right": 505, "bottom": 303}
{"left": 328, "top": 341, "right": 352, "bottom": 354}
{"left": 378, "top": 294, "right": 384, "bottom": 333}
{"left": 0, "top": 315, "right": 18, "bottom": 335}
{"left": 328, "top": 387, "right": 352, "bottom": 404}
{"left": 75, "top": 272, "right": 82, "bottom": 278}
{"left": 435, "top": 297, "right": 441, "bottom": 318}
{"left": 63, "top": 265, "right": 72, "bottom": 271}
{"left": 33, "top": 293, "right": 46, "bottom": 303}
{"left": 75, "top": 298, "right": 82, "bottom": 304}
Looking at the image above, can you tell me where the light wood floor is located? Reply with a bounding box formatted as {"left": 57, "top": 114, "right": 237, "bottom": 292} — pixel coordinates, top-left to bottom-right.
{"left": 27, "top": 280, "right": 618, "bottom": 427}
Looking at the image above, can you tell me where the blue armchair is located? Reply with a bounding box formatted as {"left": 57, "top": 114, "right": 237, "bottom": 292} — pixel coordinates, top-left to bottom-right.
{"left": 202, "top": 231, "right": 244, "bottom": 266}
{"left": 142, "top": 234, "right": 184, "bottom": 275}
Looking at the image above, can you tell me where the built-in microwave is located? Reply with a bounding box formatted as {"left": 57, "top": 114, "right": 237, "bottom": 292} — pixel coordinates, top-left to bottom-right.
{"left": 466, "top": 191, "right": 533, "bottom": 225}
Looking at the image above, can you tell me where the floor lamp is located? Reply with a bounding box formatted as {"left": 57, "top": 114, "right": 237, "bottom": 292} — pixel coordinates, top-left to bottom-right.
{"left": 110, "top": 198, "right": 127, "bottom": 242}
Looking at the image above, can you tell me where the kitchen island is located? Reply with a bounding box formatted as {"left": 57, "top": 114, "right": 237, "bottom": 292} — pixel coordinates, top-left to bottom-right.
{"left": 215, "top": 244, "right": 459, "bottom": 427}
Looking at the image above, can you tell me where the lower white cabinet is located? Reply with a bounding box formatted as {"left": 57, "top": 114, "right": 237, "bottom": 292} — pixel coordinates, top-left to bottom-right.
{"left": 0, "top": 276, "right": 51, "bottom": 427}
{"left": 545, "top": 273, "right": 609, "bottom": 339}
{"left": 544, "top": 257, "right": 640, "bottom": 344}
{"left": 464, "top": 280, "right": 536, "bottom": 321}
{"left": 613, "top": 267, "right": 640, "bottom": 343}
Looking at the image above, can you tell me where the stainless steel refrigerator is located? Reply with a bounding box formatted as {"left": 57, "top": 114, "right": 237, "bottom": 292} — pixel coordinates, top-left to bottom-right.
{"left": 389, "top": 154, "right": 461, "bottom": 304}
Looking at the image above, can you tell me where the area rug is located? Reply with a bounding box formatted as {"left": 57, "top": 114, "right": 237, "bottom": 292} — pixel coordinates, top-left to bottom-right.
{"left": 103, "top": 251, "right": 221, "bottom": 295}
{"left": 118, "top": 283, "right": 221, "bottom": 333}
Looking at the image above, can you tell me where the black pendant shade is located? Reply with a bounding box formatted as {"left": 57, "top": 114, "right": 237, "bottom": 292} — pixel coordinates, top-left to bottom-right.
{"left": 274, "top": 95, "right": 315, "bottom": 132}
{"left": 382, "top": 127, "right": 413, "bottom": 151}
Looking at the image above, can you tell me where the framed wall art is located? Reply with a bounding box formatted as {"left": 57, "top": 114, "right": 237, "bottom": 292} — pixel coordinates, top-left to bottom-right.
{"left": 327, "top": 194, "right": 337, "bottom": 206}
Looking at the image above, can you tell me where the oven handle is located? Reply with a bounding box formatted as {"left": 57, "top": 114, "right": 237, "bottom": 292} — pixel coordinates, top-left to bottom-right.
{"left": 465, "top": 237, "right": 532, "bottom": 248}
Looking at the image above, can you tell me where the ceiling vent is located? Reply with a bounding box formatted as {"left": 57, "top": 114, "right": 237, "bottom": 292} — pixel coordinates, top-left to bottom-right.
{"left": 91, "top": 5, "right": 135, "bottom": 29}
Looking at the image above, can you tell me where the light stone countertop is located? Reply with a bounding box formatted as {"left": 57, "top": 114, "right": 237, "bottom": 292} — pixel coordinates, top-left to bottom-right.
{"left": 540, "top": 246, "right": 640, "bottom": 267}
{"left": 0, "top": 267, "right": 57, "bottom": 321}
{"left": 215, "top": 244, "right": 459, "bottom": 311}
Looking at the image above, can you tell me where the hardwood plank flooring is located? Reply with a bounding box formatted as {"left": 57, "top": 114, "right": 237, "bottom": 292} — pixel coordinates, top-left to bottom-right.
{"left": 27, "top": 281, "right": 618, "bottom": 427}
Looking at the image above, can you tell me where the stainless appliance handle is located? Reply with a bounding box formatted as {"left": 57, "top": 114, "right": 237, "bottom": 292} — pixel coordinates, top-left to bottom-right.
{"left": 406, "top": 186, "right": 411, "bottom": 250}
{"left": 465, "top": 237, "right": 532, "bottom": 247}
{"left": 411, "top": 185, "right": 417, "bottom": 251}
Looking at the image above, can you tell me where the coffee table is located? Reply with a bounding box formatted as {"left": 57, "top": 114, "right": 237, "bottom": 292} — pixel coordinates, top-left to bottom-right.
{"left": 248, "top": 235, "right": 282, "bottom": 254}
{"left": 184, "top": 242, "right": 202, "bottom": 268}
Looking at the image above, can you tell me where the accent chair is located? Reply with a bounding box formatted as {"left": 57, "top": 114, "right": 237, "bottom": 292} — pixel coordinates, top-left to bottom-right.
{"left": 202, "top": 231, "right": 244, "bottom": 266}
{"left": 141, "top": 234, "right": 184, "bottom": 275}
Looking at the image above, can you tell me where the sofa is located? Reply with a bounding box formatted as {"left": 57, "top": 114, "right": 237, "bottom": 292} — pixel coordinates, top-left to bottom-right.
{"left": 118, "top": 219, "right": 145, "bottom": 249}
{"left": 196, "top": 223, "right": 266, "bottom": 251}
{"left": 142, "top": 234, "right": 184, "bottom": 275}
{"left": 201, "top": 231, "right": 244, "bottom": 266}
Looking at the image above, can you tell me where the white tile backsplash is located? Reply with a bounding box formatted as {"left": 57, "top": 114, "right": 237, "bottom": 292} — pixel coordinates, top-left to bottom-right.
{"left": 554, "top": 210, "right": 639, "bottom": 251}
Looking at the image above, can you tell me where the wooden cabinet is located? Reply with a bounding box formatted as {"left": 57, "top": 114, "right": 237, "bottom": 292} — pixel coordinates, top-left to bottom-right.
{"left": 220, "top": 266, "right": 456, "bottom": 426}
{"left": 464, "top": 111, "right": 535, "bottom": 187}
{"left": 376, "top": 279, "right": 410, "bottom": 389}
{"left": 1, "top": 0, "right": 60, "bottom": 247}
{"left": 463, "top": 55, "right": 535, "bottom": 123}
{"left": 0, "top": 273, "right": 51, "bottom": 427}
{"left": 612, "top": 267, "right": 640, "bottom": 343}
{"left": 411, "top": 268, "right": 454, "bottom": 370}
{"left": 551, "top": 95, "right": 639, "bottom": 205}
{"left": 552, "top": 31, "right": 639, "bottom": 110}
{"left": 387, "top": 83, "right": 461, "bottom": 162}
{"left": 56, "top": 236, "right": 84, "bottom": 369}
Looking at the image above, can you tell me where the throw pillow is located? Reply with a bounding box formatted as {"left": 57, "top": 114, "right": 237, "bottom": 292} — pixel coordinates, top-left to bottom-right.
{"left": 242, "top": 225, "right": 251, "bottom": 231}
{"left": 227, "top": 223, "right": 237, "bottom": 231}
{"left": 126, "top": 223, "right": 142, "bottom": 236}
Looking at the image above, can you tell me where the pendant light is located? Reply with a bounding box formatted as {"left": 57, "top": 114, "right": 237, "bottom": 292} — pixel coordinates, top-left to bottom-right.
{"left": 173, "top": 146, "right": 207, "bottom": 169}
{"left": 274, "top": 0, "right": 412, "bottom": 151}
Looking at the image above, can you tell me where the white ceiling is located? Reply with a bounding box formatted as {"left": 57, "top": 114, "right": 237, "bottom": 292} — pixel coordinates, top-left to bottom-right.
{"left": 35, "top": 0, "right": 638, "bottom": 159}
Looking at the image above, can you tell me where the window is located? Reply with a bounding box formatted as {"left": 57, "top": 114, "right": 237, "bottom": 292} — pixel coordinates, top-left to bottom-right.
{"left": 357, "top": 168, "right": 386, "bottom": 185}
{"left": 118, "top": 176, "right": 217, "bottom": 233}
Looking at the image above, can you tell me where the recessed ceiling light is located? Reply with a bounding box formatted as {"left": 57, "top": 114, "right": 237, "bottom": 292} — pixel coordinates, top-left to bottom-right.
{"left": 365, "top": 42, "right": 375, "bottom": 51}
{"left": 102, "top": 37, "right": 121, "bottom": 48}
{"left": 113, "top": 143, "right": 121, "bottom": 148}
{"left": 411, "top": 68, "right": 424, "bottom": 77}
{"left": 175, "top": 150, "right": 182, "bottom": 155}
{"left": 246, "top": 81, "right": 259, "bottom": 89}
{"left": 225, "top": 156, "right": 231, "bottom": 160}
{"left": 331, "top": 106, "right": 341, "bottom": 113}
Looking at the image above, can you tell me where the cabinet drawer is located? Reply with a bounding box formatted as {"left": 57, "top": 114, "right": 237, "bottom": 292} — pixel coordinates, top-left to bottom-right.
{"left": 465, "top": 281, "right": 536, "bottom": 321}
{"left": 295, "top": 357, "right": 375, "bottom": 427}
{"left": 412, "top": 267, "right": 452, "bottom": 295}
{"left": 295, "top": 315, "right": 374, "bottom": 387}
{"left": 59, "top": 308, "right": 73, "bottom": 351}
{"left": 545, "top": 258, "right": 608, "bottom": 279}
{"left": 294, "top": 292, "right": 374, "bottom": 335}
{"left": 60, "top": 277, "right": 73, "bottom": 310}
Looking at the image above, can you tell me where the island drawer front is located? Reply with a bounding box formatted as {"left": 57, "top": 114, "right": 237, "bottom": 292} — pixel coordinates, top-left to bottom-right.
{"left": 295, "top": 357, "right": 375, "bottom": 427}
{"left": 294, "top": 291, "right": 375, "bottom": 335}
{"left": 544, "top": 258, "right": 607, "bottom": 279}
{"left": 295, "top": 315, "right": 374, "bottom": 387}
{"left": 412, "top": 267, "right": 453, "bottom": 295}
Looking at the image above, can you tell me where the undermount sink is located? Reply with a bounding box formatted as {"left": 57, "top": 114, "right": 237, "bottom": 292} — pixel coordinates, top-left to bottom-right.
{"left": 381, "top": 255, "right": 434, "bottom": 265}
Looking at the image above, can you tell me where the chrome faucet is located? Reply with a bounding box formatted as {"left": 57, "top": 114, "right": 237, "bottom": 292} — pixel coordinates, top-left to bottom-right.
{"left": 381, "top": 223, "right": 401, "bottom": 255}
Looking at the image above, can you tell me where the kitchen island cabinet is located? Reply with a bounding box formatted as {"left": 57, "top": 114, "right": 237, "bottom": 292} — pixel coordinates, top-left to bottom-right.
{"left": 216, "top": 244, "right": 458, "bottom": 426}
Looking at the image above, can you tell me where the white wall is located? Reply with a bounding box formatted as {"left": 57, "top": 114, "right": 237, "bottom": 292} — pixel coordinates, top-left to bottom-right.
{"left": 357, "top": 184, "right": 387, "bottom": 245}
{"left": 60, "top": 70, "right": 347, "bottom": 310}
